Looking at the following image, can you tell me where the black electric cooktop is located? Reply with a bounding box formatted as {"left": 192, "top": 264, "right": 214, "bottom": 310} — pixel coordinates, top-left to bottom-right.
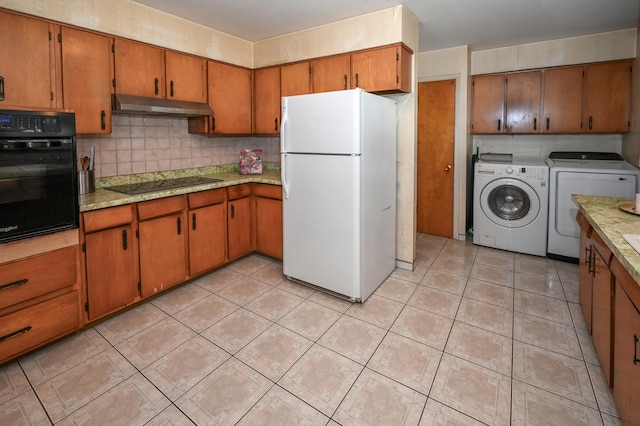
{"left": 106, "top": 176, "right": 223, "bottom": 195}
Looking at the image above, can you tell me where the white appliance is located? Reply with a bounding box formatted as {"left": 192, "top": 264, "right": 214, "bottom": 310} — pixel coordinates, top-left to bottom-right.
{"left": 280, "top": 89, "right": 396, "bottom": 302}
{"left": 547, "top": 151, "right": 640, "bottom": 261}
{"left": 473, "top": 155, "right": 549, "bottom": 256}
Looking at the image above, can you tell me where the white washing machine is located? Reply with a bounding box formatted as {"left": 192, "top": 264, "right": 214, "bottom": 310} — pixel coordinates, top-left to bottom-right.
{"left": 473, "top": 155, "right": 549, "bottom": 256}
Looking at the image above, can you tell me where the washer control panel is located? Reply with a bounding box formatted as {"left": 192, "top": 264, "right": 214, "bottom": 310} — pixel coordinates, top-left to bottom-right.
{"left": 476, "top": 163, "right": 549, "bottom": 181}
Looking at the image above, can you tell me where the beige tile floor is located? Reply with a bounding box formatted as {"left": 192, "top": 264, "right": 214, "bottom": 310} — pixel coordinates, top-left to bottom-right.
{"left": 0, "top": 234, "right": 622, "bottom": 425}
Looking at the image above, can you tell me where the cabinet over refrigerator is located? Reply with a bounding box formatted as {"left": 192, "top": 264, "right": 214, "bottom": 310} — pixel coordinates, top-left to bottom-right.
{"left": 280, "top": 89, "right": 397, "bottom": 302}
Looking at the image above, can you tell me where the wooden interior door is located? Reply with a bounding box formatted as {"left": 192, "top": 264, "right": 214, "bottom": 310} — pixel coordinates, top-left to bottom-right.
{"left": 417, "top": 80, "right": 455, "bottom": 237}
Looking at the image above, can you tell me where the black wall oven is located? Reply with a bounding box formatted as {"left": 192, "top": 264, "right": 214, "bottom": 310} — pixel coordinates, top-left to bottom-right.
{"left": 0, "top": 110, "right": 78, "bottom": 243}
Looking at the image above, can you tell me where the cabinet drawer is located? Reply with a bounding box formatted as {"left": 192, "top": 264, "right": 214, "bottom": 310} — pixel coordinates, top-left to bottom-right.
{"left": 138, "top": 195, "right": 186, "bottom": 220}
{"left": 188, "top": 188, "right": 226, "bottom": 209}
{"left": 253, "top": 184, "right": 282, "bottom": 200}
{"left": 227, "top": 184, "right": 251, "bottom": 200}
{"left": 84, "top": 205, "right": 135, "bottom": 233}
{"left": 591, "top": 231, "right": 612, "bottom": 266}
{"left": 0, "top": 246, "right": 77, "bottom": 311}
{"left": 0, "top": 291, "right": 79, "bottom": 364}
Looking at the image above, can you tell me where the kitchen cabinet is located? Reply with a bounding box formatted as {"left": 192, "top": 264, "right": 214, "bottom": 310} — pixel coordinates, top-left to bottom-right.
{"left": 138, "top": 196, "right": 188, "bottom": 297}
{"left": 311, "top": 54, "right": 351, "bottom": 93}
{"left": 113, "top": 38, "right": 206, "bottom": 103}
{"left": 82, "top": 204, "right": 138, "bottom": 321}
{"left": 350, "top": 44, "right": 412, "bottom": 93}
{"left": 611, "top": 257, "right": 640, "bottom": 425}
{"left": 472, "top": 74, "right": 506, "bottom": 133}
{"left": 542, "top": 66, "right": 583, "bottom": 133}
{"left": 188, "top": 189, "right": 227, "bottom": 276}
{"left": 0, "top": 10, "right": 59, "bottom": 109}
{"left": 253, "top": 66, "right": 281, "bottom": 134}
{"left": 188, "top": 61, "right": 252, "bottom": 135}
{"left": 227, "top": 184, "right": 252, "bottom": 260}
{"left": 60, "top": 26, "right": 113, "bottom": 134}
{"left": 281, "top": 62, "right": 310, "bottom": 97}
{"left": 506, "top": 71, "right": 541, "bottom": 133}
{"left": 577, "top": 211, "right": 594, "bottom": 332}
{"left": 583, "top": 60, "right": 632, "bottom": 133}
{"left": 254, "top": 184, "right": 283, "bottom": 260}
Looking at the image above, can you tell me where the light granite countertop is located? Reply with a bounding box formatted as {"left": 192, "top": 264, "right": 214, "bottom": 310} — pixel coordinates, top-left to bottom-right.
{"left": 573, "top": 194, "right": 640, "bottom": 284}
{"left": 79, "top": 165, "right": 281, "bottom": 212}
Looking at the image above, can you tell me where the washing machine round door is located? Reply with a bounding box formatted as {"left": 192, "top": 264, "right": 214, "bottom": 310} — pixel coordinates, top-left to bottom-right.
{"left": 479, "top": 178, "right": 540, "bottom": 228}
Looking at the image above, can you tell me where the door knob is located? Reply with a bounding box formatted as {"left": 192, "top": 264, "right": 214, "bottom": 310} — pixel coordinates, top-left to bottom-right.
{"left": 444, "top": 165, "right": 452, "bottom": 172}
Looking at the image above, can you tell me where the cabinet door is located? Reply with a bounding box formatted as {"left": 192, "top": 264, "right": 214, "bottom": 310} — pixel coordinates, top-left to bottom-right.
{"left": 139, "top": 213, "right": 187, "bottom": 297}
{"left": 584, "top": 60, "right": 632, "bottom": 133}
{"left": 577, "top": 212, "right": 593, "bottom": 333}
{"left": 311, "top": 54, "right": 350, "bottom": 93}
{"left": 227, "top": 197, "right": 251, "bottom": 260}
{"left": 114, "top": 38, "right": 165, "bottom": 98}
{"left": 85, "top": 225, "right": 136, "bottom": 320}
{"left": 0, "top": 11, "right": 57, "bottom": 109}
{"left": 351, "top": 45, "right": 398, "bottom": 93}
{"left": 253, "top": 67, "right": 281, "bottom": 134}
{"left": 506, "top": 71, "right": 541, "bottom": 133}
{"left": 189, "top": 203, "right": 226, "bottom": 276}
{"left": 60, "top": 27, "right": 113, "bottom": 134}
{"left": 255, "top": 197, "right": 283, "bottom": 260}
{"left": 591, "top": 245, "right": 612, "bottom": 386}
{"left": 165, "top": 50, "right": 207, "bottom": 103}
{"left": 472, "top": 74, "right": 506, "bottom": 133}
{"left": 542, "top": 66, "right": 583, "bottom": 133}
{"left": 281, "top": 62, "right": 310, "bottom": 97}
{"left": 207, "top": 61, "right": 252, "bottom": 134}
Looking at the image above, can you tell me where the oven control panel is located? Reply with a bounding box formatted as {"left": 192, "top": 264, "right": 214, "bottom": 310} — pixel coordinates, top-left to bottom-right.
{"left": 0, "top": 110, "right": 75, "bottom": 137}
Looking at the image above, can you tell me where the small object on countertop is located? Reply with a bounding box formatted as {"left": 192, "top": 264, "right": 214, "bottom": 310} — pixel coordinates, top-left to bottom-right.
{"left": 89, "top": 146, "right": 95, "bottom": 171}
{"left": 79, "top": 156, "right": 90, "bottom": 171}
{"left": 622, "top": 234, "right": 640, "bottom": 255}
{"left": 239, "top": 149, "right": 263, "bottom": 175}
{"left": 619, "top": 203, "right": 640, "bottom": 216}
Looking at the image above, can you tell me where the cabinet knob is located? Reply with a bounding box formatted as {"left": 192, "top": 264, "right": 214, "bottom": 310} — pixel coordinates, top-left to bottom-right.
{"left": 444, "top": 165, "right": 452, "bottom": 172}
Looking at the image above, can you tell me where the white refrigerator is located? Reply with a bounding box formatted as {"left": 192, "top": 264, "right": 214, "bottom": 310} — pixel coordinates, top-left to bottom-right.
{"left": 280, "top": 89, "right": 397, "bottom": 302}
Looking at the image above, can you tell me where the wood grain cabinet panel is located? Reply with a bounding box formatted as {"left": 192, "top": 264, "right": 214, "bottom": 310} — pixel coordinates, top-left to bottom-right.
{"left": 164, "top": 50, "right": 207, "bottom": 103}
{"left": 253, "top": 67, "right": 281, "bottom": 134}
{"left": 351, "top": 44, "right": 411, "bottom": 93}
{"left": 505, "top": 71, "right": 541, "bottom": 133}
{"left": 542, "top": 66, "right": 584, "bottom": 133}
{"left": 227, "top": 186, "right": 252, "bottom": 261}
{"left": 472, "top": 74, "right": 506, "bottom": 133}
{"left": 311, "top": 54, "right": 351, "bottom": 93}
{"left": 188, "top": 189, "right": 227, "bottom": 276}
{"left": 254, "top": 184, "right": 283, "bottom": 260}
{"left": 281, "top": 62, "right": 310, "bottom": 97}
{"left": 583, "top": 60, "right": 632, "bottom": 133}
{"left": 113, "top": 38, "right": 165, "bottom": 98}
{"left": 577, "top": 211, "right": 593, "bottom": 332}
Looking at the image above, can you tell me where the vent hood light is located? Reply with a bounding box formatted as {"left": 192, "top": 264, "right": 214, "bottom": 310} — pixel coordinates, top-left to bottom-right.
{"left": 112, "top": 94, "right": 213, "bottom": 117}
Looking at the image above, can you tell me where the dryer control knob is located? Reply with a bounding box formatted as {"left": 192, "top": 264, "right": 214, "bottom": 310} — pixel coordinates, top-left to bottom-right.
{"left": 506, "top": 167, "right": 513, "bottom": 174}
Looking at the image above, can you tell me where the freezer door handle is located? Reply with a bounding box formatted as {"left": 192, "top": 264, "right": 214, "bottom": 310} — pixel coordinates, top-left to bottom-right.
{"left": 282, "top": 153, "right": 289, "bottom": 199}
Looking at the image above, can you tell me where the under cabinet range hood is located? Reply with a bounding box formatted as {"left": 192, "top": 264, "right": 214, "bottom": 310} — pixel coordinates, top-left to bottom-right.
{"left": 112, "top": 94, "right": 213, "bottom": 117}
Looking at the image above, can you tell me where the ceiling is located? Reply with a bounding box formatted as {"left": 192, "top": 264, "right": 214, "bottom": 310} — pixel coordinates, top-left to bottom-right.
{"left": 132, "top": 0, "right": 640, "bottom": 52}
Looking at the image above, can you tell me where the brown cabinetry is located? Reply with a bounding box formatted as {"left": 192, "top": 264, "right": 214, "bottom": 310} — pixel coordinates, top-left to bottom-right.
{"left": 542, "top": 66, "right": 583, "bottom": 133}
{"left": 351, "top": 44, "right": 411, "bottom": 93}
{"left": 281, "top": 62, "right": 310, "bottom": 97}
{"left": 472, "top": 74, "right": 506, "bottom": 133}
{"left": 0, "top": 10, "right": 59, "bottom": 109}
{"left": 138, "top": 196, "right": 188, "bottom": 297}
{"left": 188, "top": 61, "right": 252, "bottom": 135}
{"left": 60, "top": 26, "right": 113, "bottom": 134}
{"left": 578, "top": 211, "right": 594, "bottom": 332}
{"left": 227, "top": 184, "right": 252, "bottom": 260}
{"left": 311, "top": 54, "right": 351, "bottom": 93}
{"left": 254, "top": 184, "right": 283, "bottom": 260}
{"left": 253, "top": 67, "right": 281, "bottom": 134}
{"left": 82, "top": 204, "right": 137, "bottom": 321}
{"left": 188, "top": 189, "right": 227, "bottom": 276}
{"left": 506, "top": 71, "right": 541, "bottom": 133}
{"left": 583, "top": 60, "right": 632, "bottom": 133}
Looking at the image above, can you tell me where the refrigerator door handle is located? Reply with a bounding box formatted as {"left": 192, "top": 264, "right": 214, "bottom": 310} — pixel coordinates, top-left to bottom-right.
{"left": 282, "top": 153, "right": 290, "bottom": 199}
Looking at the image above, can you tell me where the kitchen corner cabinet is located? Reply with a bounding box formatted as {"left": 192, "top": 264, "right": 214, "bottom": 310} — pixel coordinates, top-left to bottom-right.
{"left": 254, "top": 184, "right": 283, "bottom": 260}
{"left": 253, "top": 67, "right": 281, "bottom": 134}
{"left": 281, "top": 62, "right": 311, "bottom": 97}
{"left": 227, "top": 185, "right": 252, "bottom": 260}
{"left": 611, "top": 257, "right": 640, "bottom": 425}
{"left": 472, "top": 74, "right": 506, "bottom": 133}
{"left": 583, "top": 60, "right": 632, "bottom": 133}
{"left": 113, "top": 38, "right": 206, "bottom": 103}
{"left": 506, "top": 71, "right": 541, "bottom": 133}
{"left": 188, "top": 189, "right": 227, "bottom": 276}
{"left": 60, "top": 27, "right": 113, "bottom": 134}
{"left": 311, "top": 54, "right": 351, "bottom": 93}
{"left": 542, "top": 66, "right": 583, "bottom": 133}
{"left": 0, "top": 10, "right": 59, "bottom": 109}
{"left": 350, "top": 44, "right": 412, "bottom": 93}
{"left": 138, "top": 196, "right": 188, "bottom": 297}
{"left": 188, "top": 61, "right": 252, "bottom": 135}
{"left": 82, "top": 204, "right": 137, "bottom": 321}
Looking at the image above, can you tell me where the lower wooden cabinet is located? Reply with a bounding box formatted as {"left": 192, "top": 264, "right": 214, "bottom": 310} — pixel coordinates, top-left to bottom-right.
{"left": 227, "top": 185, "right": 252, "bottom": 261}
{"left": 577, "top": 211, "right": 593, "bottom": 332}
{"left": 254, "top": 184, "right": 283, "bottom": 260}
{"left": 188, "top": 189, "right": 227, "bottom": 276}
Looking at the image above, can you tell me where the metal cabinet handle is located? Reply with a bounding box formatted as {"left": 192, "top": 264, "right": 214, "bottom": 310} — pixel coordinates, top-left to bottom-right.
{"left": 0, "top": 278, "right": 28, "bottom": 291}
{"left": 170, "top": 80, "right": 175, "bottom": 97}
{"left": 101, "top": 110, "right": 106, "bottom": 130}
{"left": 355, "top": 73, "right": 359, "bottom": 88}
{"left": 0, "top": 75, "right": 4, "bottom": 101}
{"left": 154, "top": 77, "right": 159, "bottom": 95}
{"left": 192, "top": 213, "right": 197, "bottom": 231}
{"left": 497, "top": 119, "right": 501, "bottom": 132}
{"left": 230, "top": 204, "right": 235, "bottom": 219}
{"left": 210, "top": 115, "right": 216, "bottom": 132}
{"left": 274, "top": 118, "right": 278, "bottom": 132}
{"left": 634, "top": 335, "right": 639, "bottom": 365}
{"left": 0, "top": 326, "right": 32, "bottom": 343}
{"left": 546, "top": 117, "right": 550, "bottom": 131}
{"left": 533, "top": 118, "right": 537, "bottom": 131}
{"left": 343, "top": 75, "right": 347, "bottom": 90}
{"left": 588, "top": 116, "right": 593, "bottom": 130}
{"left": 177, "top": 216, "right": 182, "bottom": 235}
{"left": 589, "top": 248, "right": 596, "bottom": 277}
{"left": 122, "top": 229, "right": 128, "bottom": 250}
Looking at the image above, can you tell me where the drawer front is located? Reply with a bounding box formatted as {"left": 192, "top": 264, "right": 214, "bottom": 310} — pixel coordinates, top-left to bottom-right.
{"left": 0, "top": 246, "right": 77, "bottom": 311}
{"left": 188, "top": 188, "right": 226, "bottom": 209}
{"left": 83, "top": 204, "right": 134, "bottom": 233}
{"left": 0, "top": 291, "right": 79, "bottom": 364}
{"left": 254, "top": 184, "right": 282, "bottom": 200}
{"left": 227, "top": 184, "right": 251, "bottom": 200}
{"left": 138, "top": 195, "right": 187, "bottom": 221}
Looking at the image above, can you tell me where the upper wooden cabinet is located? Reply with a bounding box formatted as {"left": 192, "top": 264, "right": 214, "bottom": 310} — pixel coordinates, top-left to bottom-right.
{"left": 311, "top": 54, "right": 351, "bottom": 93}
{"left": 188, "top": 61, "right": 252, "bottom": 135}
{"left": 506, "top": 71, "right": 541, "bottom": 133}
{"left": 583, "top": 60, "right": 632, "bottom": 133}
{"left": 281, "top": 62, "right": 310, "bottom": 97}
{"left": 472, "top": 74, "right": 506, "bottom": 133}
{"left": 351, "top": 44, "right": 412, "bottom": 93}
{"left": 60, "top": 27, "right": 113, "bottom": 134}
{"left": 114, "top": 38, "right": 206, "bottom": 103}
{"left": 0, "top": 10, "right": 59, "bottom": 109}
{"left": 542, "top": 66, "right": 584, "bottom": 133}
{"left": 253, "top": 66, "right": 281, "bottom": 134}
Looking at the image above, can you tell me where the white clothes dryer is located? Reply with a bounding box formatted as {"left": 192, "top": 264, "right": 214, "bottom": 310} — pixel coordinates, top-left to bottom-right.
{"left": 473, "top": 157, "right": 549, "bottom": 256}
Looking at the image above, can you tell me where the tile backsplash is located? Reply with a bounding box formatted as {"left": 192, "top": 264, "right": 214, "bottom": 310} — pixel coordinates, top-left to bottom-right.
{"left": 77, "top": 115, "right": 280, "bottom": 178}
